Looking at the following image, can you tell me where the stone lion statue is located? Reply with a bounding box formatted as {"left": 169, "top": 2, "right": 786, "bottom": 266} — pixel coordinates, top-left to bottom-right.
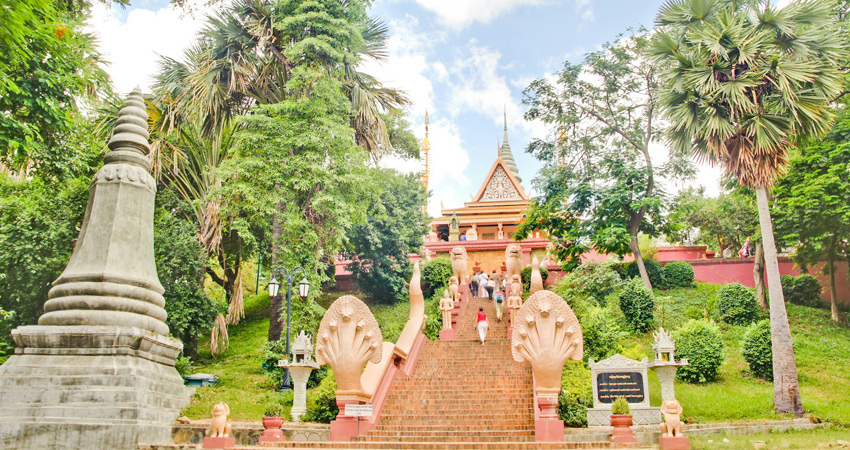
{"left": 660, "top": 398, "right": 684, "bottom": 437}
{"left": 450, "top": 246, "right": 468, "bottom": 284}
{"left": 505, "top": 244, "right": 522, "bottom": 282}
{"left": 209, "top": 402, "right": 232, "bottom": 438}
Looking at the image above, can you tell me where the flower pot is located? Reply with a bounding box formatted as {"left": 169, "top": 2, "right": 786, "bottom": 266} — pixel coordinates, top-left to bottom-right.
{"left": 258, "top": 417, "right": 285, "bottom": 443}
{"left": 610, "top": 414, "right": 636, "bottom": 443}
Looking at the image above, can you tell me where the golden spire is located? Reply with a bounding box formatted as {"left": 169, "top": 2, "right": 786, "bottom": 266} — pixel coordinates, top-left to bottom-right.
{"left": 420, "top": 110, "right": 431, "bottom": 213}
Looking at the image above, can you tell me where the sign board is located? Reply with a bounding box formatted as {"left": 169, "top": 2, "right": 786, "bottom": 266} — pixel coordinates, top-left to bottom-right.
{"left": 595, "top": 371, "right": 645, "bottom": 404}
{"left": 344, "top": 404, "right": 373, "bottom": 417}
{"left": 588, "top": 354, "right": 651, "bottom": 409}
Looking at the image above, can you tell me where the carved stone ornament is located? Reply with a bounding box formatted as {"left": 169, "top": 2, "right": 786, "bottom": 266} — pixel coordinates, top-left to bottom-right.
{"left": 450, "top": 246, "right": 468, "bottom": 284}
{"left": 315, "top": 295, "right": 383, "bottom": 401}
{"left": 589, "top": 354, "right": 649, "bottom": 370}
{"left": 449, "top": 276, "right": 460, "bottom": 303}
{"left": 209, "top": 402, "right": 232, "bottom": 438}
{"left": 512, "top": 291, "right": 583, "bottom": 393}
{"left": 530, "top": 255, "right": 544, "bottom": 294}
{"left": 481, "top": 166, "right": 522, "bottom": 201}
{"left": 291, "top": 330, "right": 314, "bottom": 363}
{"left": 439, "top": 289, "right": 454, "bottom": 330}
{"left": 505, "top": 244, "right": 522, "bottom": 282}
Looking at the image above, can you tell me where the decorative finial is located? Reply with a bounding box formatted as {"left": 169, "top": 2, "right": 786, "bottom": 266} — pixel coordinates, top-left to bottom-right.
{"left": 108, "top": 89, "right": 150, "bottom": 155}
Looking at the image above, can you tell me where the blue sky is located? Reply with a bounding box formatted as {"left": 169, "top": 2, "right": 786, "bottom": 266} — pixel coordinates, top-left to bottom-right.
{"left": 86, "top": 0, "right": 724, "bottom": 216}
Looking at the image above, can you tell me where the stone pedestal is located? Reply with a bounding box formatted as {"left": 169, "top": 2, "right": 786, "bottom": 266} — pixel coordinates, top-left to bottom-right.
{"left": 0, "top": 326, "right": 192, "bottom": 449}
{"left": 203, "top": 436, "right": 236, "bottom": 448}
{"left": 282, "top": 364, "right": 319, "bottom": 422}
{"left": 534, "top": 419, "right": 564, "bottom": 442}
{"left": 652, "top": 365, "right": 680, "bottom": 401}
{"left": 660, "top": 436, "right": 691, "bottom": 450}
{"left": 439, "top": 327, "right": 456, "bottom": 341}
{"left": 329, "top": 399, "right": 361, "bottom": 442}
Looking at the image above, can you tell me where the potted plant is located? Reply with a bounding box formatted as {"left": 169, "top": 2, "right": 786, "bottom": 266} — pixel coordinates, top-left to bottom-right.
{"left": 258, "top": 402, "right": 286, "bottom": 443}
{"left": 609, "top": 396, "right": 636, "bottom": 443}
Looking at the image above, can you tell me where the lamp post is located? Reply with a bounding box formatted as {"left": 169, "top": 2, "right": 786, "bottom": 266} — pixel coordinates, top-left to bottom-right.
{"left": 267, "top": 266, "right": 310, "bottom": 390}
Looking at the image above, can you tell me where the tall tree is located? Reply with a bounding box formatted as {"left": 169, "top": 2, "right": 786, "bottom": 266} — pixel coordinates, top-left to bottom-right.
{"left": 671, "top": 186, "right": 757, "bottom": 255}
{"left": 522, "top": 28, "right": 692, "bottom": 286}
{"left": 347, "top": 169, "right": 428, "bottom": 304}
{"left": 651, "top": 0, "right": 846, "bottom": 415}
{"left": 774, "top": 111, "right": 850, "bottom": 322}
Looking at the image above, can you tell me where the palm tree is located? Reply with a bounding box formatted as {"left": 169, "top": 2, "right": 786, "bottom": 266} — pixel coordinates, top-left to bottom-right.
{"left": 650, "top": 0, "right": 845, "bottom": 416}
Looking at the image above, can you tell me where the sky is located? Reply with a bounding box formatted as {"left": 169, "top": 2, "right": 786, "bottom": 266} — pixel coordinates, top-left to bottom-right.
{"left": 86, "top": 0, "right": 737, "bottom": 217}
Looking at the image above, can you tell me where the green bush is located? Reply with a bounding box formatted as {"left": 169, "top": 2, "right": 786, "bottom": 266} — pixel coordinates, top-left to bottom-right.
{"left": 303, "top": 370, "right": 338, "bottom": 423}
{"left": 580, "top": 306, "right": 626, "bottom": 362}
{"left": 788, "top": 275, "right": 823, "bottom": 307}
{"left": 618, "top": 278, "right": 655, "bottom": 332}
{"left": 742, "top": 319, "right": 773, "bottom": 380}
{"left": 262, "top": 340, "right": 289, "bottom": 389}
{"left": 673, "top": 319, "right": 724, "bottom": 383}
{"left": 611, "top": 396, "right": 630, "bottom": 415}
{"left": 780, "top": 275, "right": 796, "bottom": 301}
{"left": 560, "top": 262, "right": 623, "bottom": 304}
{"left": 609, "top": 262, "right": 629, "bottom": 279}
{"left": 558, "top": 361, "right": 593, "bottom": 427}
{"left": 263, "top": 391, "right": 294, "bottom": 417}
{"left": 421, "top": 258, "right": 453, "bottom": 298}
{"left": 663, "top": 261, "right": 695, "bottom": 288}
{"left": 626, "top": 259, "right": 668, "bottom": 289}
{"left": 717, "top": 283, "right": 760, "bottom": 325}
{"left": 521, "top": 265, "right": 550, "bottom": 291}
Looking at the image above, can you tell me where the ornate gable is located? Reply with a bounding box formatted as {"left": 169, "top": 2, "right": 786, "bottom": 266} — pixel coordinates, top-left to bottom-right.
{"left": 473, "top": 159, "right": 528, "bottom": 203}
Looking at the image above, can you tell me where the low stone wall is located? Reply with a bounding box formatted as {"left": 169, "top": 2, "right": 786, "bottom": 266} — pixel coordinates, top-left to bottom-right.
{"left": 169, "top": 422, "right": 330, "bottom": 446}
{"left": 564, "top": 418, "right": 822, "bottom": 444}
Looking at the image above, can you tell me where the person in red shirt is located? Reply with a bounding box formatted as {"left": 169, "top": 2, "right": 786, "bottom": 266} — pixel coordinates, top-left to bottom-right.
{"left": 476, "top": 307, "right": 488, "bottom": 345}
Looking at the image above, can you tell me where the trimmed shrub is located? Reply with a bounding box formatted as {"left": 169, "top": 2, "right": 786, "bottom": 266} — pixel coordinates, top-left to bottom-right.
{"left": 780, "top": 275, "right": 796, "bottom": 300}
{"left": 742, "top": 319, "right": 773, "bottom": 380}
{"left": 611, "top": 396, "right": 630, "bottom": 415}
{"left": 673, "top": 320, "right": 724, "bottom": 383}
{"left": 303, "top": 370, "right": 337, "bottom": 423}
{"left": 609, "top": 262, "right": 630, "bottom": 279}
{"left": 717, "top": 283, "right": 760, "bottom": 325}
{"left": 789, "top": 275, "right": 823, "bottom": 307}
{"left": 580, "top": 306, "right": 626, "bottom": 362}
{"left": 521, "top": 265, "right": 550, "bottom": 291}
{"left": 664, "top": 261, "right": 695, "bottom": 288}
{"left": 558, "top": 361, "right": 593, "bottom": 427}
{"left": 564, "top": 262, "right": 623, "bottom": 304}
{"left": 618, "top": 278, "right": 655, "bottom": 332}
{"left": 421, "top": 257, "right": 452, "bottom": 298}
{"left": 626, "top": 259, "right": 668, "bottom": 289}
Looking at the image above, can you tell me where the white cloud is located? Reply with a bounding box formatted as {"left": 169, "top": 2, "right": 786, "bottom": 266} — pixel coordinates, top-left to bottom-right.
{"left": 413, "top": 0, "right": 545, "bottom": 29}
{"left": 575, "top": 0, "right": 595, "bottom": 23}
{"left": 86, "top": 1, "right": 208, "bottom": 94}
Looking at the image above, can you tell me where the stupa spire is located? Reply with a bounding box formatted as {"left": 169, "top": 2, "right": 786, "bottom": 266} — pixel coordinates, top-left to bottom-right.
{"left": 499, "top": 107, "right": 522, "bottom": 184}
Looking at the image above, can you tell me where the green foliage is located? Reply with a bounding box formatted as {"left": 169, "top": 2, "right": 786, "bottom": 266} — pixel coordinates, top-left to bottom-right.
{"left": 742, "top": 320, "right": 773, "bottom": 381}
{"left": 618, "top": 278, "right": 655, "bottom": 332}
{"left": 262, "top": 339, "right": 289, "bottom": 389}
{"left": 0, "top": 175, "right": 89, "bottom": 326}
{"left": 558, "top": 361, "right": 593, "bottom": 427}
{"left": 348, "top": 170, "right": 428, "bottom": 304}
{"left": 0, "top": 0, "right": 111, "bottom": 173}
{"left": 773, "top": 110, "right": 850, "bottom": 318}
{"left": 281, "top": 297, "right": 326, "bottom": 344}
{"left": 580, "top": 306, "right": 626, "bottom": 362}
{"left": 673, "top": 320, "right": 724, "bottom": 383}
{"left": 303, "top": 369, "right": 338, "bottom": 423}
{"left": 664, "top": 261, "right": 694, "bottom": 288}
{"left": 787, "top": 275, "right": 823, "bottom": 308}
{"left": 421, "top": 258, "right": 453, "bottom": 299}
{"left": 263, "top": 391, "right": 293, "bottom": 418}
{"left": 520, "top": 28, "right": 689, "bottom": 272}
{"left": 717, "top": 283, "right": 760, "bottom": 326}
{"left": 154, "top": 191, "right": 219, "bottom": 358}
{"left": 520, "top": 265, "right": 549, "bottom": 291}
{"left": 611, "top": 396, "right": 630, "bottom": 415}
{"left": 670, "top": 186, "right": 757, "bottom": 254}
{"left": 626, "top": 259, "right": 668, "bottom": 290}
{"left": 382, "top": 109, "right": 420, "bottom": 160}
{"left": 0, "top": 308, "right": 16, "bottom": 364}
{"left": 174, "top": 355, "right": 192, "bottom": 377}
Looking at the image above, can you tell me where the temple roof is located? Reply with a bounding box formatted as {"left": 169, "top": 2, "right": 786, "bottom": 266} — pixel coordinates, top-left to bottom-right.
{"left": 499, "top": 111, "right": 521, "bottom": 183}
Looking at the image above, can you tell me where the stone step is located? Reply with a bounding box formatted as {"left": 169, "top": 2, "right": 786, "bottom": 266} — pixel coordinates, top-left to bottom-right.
{"left": 373, "top": 424, "right": 536, "bottom": 431}
{"left": 254, "top": 441, "right": 629, "bottom": 449}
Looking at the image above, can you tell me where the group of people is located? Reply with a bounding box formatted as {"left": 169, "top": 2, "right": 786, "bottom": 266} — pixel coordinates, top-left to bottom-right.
{"left": 470, "top": 270, "right": 508, "bottom": 345}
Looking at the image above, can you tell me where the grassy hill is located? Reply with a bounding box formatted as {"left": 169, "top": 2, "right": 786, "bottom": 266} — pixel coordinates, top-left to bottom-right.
{"left": 180, "top": 283, "right": 850, "bottom": 426}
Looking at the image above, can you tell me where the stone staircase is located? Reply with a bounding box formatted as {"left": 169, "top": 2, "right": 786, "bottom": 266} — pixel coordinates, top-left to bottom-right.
{"left": 363, "top": 297, "right": 531, "bottom": 443}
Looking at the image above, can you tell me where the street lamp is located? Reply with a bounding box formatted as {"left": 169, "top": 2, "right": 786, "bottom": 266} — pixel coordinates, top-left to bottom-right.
{"left": 268, "top": 266, "right": 310, "bottom": 390}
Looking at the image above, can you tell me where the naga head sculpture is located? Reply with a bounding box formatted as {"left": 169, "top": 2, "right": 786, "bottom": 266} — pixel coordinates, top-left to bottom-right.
{"left": 315, "top": 295, "right": 383, "bottom": 401}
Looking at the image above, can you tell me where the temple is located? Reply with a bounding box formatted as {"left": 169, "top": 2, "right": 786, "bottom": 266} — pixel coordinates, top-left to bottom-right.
{"left": 422, "top": 113, "right": 549, "bottom": 274}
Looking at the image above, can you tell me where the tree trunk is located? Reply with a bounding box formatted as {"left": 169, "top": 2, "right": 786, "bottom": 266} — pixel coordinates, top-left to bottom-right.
{"left": 755, "top": 186, "right": 804, "bottom": 417}
{"left": 268, "top": 187, "right": 284, "bottom": 342}
{"left": 754, "top": 241, "right": 767, "bottom": 310}
{"left": 629, "top": 236, "right": 652, "bottom": 290}
{"left": 828, "top": 242, "right": 839, "bottom": 322}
